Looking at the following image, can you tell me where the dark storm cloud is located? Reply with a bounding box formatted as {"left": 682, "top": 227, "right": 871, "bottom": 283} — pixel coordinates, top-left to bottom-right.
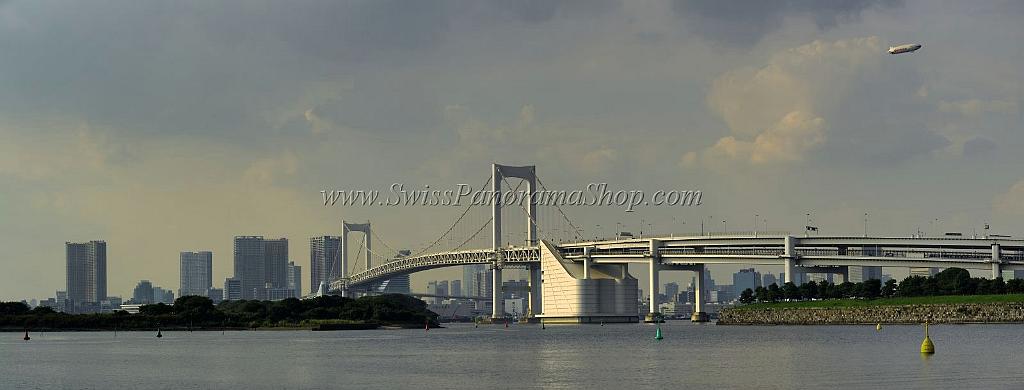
{"left": 671, "top": 0, "right": 904, "bottom": 46}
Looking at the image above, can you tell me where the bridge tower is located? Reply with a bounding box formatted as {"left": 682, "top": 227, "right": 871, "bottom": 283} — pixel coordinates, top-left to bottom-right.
{"left": 341, "top": 220, "right": 372, "bottom": 297}
{"left": 491, "top": 163, "right": 540, "bottom": 320}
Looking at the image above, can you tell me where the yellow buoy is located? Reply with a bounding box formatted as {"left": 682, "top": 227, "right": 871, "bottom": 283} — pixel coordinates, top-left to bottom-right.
{"left": 876, "top": 323, "right": 882, "bottom": 332}
{"left": 920, "top": 322, "right": 935, "bottom": 354}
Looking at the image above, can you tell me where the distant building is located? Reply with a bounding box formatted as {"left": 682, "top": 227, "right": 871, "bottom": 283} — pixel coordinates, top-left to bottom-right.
{"left": 910, "top": 267, "right": 941, "bottom": 277}
{"left": 451, "top": 280, "right": 462, "bottom": 297}
{"left": 224, "top": 278, "right": 242, "bottom": 301}
{"left": 664, "top": 282, "right": 680, "bottom": 302}
{"left": 375, "top": 274, "right": 410, "bottom": 294}
{"left": 287, "top": 261, "right": 302, "bottom": 298}
{"left": 179, "top": 251, "right": 213, "bottom": 298}
{"left": 234, "top": 236, "right": 288, "bottom": 300}
{"left": 66, "top": 240, "right": 107, "bottom": 312}
{"left": 310, "top": 236, "right": 341, "bottom": 294}
{"left": 133, "top": 280, "right": 154, "bottom": 304}
{"left": 849, "top": 266, "right": 883, "bottom": 283}
{"left": 502, "top": 280, "right": 529, "bottom": 300}
{"left": 463, "top": 264, "right": 492, "bottom": 298}
{"left": 266, "top": 287, "right": 295, "bottom": 301}
{"left": 208, "top": 288, "right": 224, "bottom": 304}
{"left": 152, "top": 287, "right": 174, "bottom": 304}
{"left": 733, "top": 268, "right": 761, "bottom": 294}
{"left": 504, "top": 298, "right": 526, "bottom": 317}
{"left": 763, "top": 273, "right": 778, "bottom": 287}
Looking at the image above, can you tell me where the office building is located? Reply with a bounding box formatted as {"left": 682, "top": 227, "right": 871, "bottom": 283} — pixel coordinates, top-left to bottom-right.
{"left": 66, "top": 240, "right": 107, "bottom": 311}
{"left": 287, "top": 261, "right": 302, "bottom": 298}
{"left": 224, "top": 278, "right": 242, "bottom": 301}
{"left": 910, "top": 267, "right": 941, "bottom": 277}
{"left": 133, "top": 280, "right": 154, "bottom": 304}
{"left": 310, "top": 236, "right": 341, "bottom": 294}
{"left": 664, "top": 282, "right": 680, "bottom": 302}
{"left": 733, "top": 268, "right": 761, "bottom": 294}
{"left": 451, "top": 280, "right": 462, "bottom": 297}
{"left": 208, "top": 288, "right": 224, "bottom": 304}
{"left": 233, "top": 236, "right": 288, "bottom": 299}
{"left": 849, "top": 266, "right": 883, "bottom": 283}
{"left": 179, "top": 251, "right": 213, "bottom": 298}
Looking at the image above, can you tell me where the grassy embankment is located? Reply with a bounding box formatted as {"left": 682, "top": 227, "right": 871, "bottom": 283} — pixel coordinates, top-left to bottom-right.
{"left": 733, "top": 294, "right": 1024, "bottom": 310}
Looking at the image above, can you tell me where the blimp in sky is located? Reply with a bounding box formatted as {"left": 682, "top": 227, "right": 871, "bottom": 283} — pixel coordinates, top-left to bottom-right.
{"left": 888, "top": 43, "right": 922, "bottom": 54}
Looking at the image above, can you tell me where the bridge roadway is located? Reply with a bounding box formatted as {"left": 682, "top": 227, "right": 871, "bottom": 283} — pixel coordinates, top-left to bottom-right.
{"left": 331, "top": 234, "right": 1024, "bottom": 317}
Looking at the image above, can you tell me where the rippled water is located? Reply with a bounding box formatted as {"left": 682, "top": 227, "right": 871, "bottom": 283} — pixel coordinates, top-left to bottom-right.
{"left": 3, "top": 322, "right": 1023, "bottom": 389}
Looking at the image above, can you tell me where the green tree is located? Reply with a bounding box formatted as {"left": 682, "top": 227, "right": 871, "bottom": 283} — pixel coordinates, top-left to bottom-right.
{"left": 782, "top": 282, "right": 801, "bottom": 301}
{"left": 935, "top": 267, "right": 972, "bottom": 295}
{"left": 861, "top": 279, "right": 882, "bottom": 299}
{"left": 881, "top": 279, "right": 897, "bottom": 297}
{"left": 799, "top": 281, "right": 819, "bottom": 300}
{"left": 739, "top": 288, "right": 755, "bottom": 304}
{"left": 767, "top": 283, "right": 781, "bottom": 302}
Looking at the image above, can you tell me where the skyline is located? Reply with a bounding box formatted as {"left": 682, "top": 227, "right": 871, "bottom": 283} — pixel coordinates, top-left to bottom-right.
{"left": 2, "top": 0, "right": 1023, "bottom": 300}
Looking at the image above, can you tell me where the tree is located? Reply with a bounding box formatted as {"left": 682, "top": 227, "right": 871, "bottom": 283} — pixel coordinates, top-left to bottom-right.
{"left": 935, "top": 267, "right": 971, "bottom": 295}
{"left": 861, "top": 279, "right": 882, "bottom": 299}
{"left": 782, "top": 282, "right": 801, "bottom": 301}
{"left": 799, "top": 281, "right": 819, "bottom": 300}
{"left": 739, "top": 288, "right": 755, "bottom": 304}
{"left": 767, "top": 283, "right": 781, "bottom": 302}
{"left": 1007, "top": 278, "right": 1024, "bottom": 294}
{"left": 753, "top": 286, "right": 768, "bottom": 302}
{"left": 0, "top": 301, "right": 30, "bottom": 316}
{"left": 990, "top": 277, "right": 1007, "bottom": 295}
{"left": 881, "top": 279, "right": 897, "bottom": 298}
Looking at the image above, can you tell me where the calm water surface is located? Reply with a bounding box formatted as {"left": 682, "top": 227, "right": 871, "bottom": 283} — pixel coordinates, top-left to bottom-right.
{"left": 3, "top": 322, "right": 1023, "bottom": 389}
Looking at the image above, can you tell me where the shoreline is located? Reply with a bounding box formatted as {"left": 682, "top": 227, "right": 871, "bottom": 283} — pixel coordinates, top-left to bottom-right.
{"left": 718, "top": 301, "right": 1024, "bottom": 325}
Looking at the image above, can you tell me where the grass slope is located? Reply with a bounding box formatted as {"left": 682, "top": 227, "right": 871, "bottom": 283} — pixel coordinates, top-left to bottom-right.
{"left": 732, "top": 294, "right": 1024, "bottom": 310}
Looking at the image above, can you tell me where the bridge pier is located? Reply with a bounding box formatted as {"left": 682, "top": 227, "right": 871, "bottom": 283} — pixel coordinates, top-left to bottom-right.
{"left": 783, "top": 235, "right": 796, "bottom": 284}
{"left": 529, "top": 264, "right": 542, "bottom": 317}
{"left": 691, "top": 264, "right": 709, "bottom": 322}
{"left": 992, "top": 243, "right": 1002, "bottom": 279}
{"left": 645, "top": 239, "right": 662, "bottom": 322}
{"left": 492, "top": 266, "right": 503, "bottom": 320}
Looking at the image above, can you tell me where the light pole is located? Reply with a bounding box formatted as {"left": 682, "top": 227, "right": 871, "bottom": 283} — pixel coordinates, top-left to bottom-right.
{"left": 754, "top": 214, "right": 759, "bottom": 237}
{"left": 863, "top": 213, "right": 868, "bottom": 237}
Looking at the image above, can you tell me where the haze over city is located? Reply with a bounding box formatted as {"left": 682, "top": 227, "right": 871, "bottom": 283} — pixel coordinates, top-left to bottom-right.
{"left": 1, "top": 0, "right": 1022, "bottom": 304}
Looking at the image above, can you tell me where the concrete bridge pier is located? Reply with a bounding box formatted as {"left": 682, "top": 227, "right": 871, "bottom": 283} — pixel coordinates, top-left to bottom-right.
{"left": 491, "top": 266, "right": 503, "bottom": 320}
{"left": 528, "top": 263, "right": 542, "bottom": 318}
{"left": 783, "top": 235, "right": 796, "bottom": 284}
{"left": 645, "top": 239, "right": 663, "bottom": 322}
{"left": 992, "top": 243, "right": 1002, "bottom": 279}
{"left": 691, "top": 264, "right": 709, "bottom": 322}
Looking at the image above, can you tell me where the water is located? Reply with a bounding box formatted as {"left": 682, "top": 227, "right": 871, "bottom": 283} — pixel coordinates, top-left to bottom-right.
{"left": 3, "top": 322, "right": 1023, "bottom": 389}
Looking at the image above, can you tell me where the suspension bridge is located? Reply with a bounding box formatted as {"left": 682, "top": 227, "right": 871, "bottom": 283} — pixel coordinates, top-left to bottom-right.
{"left": 325, "top": 163, "right": 1024, "bottom": 323}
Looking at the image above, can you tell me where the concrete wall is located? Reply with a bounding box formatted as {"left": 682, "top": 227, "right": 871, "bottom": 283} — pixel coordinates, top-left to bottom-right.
{"left": 537, "top": 240, "right": 638, "bottom": 322}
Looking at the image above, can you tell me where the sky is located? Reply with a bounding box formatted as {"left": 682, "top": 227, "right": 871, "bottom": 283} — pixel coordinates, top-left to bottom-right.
{"left": 1, "top": 0, "right": 1022, "bottom": 301}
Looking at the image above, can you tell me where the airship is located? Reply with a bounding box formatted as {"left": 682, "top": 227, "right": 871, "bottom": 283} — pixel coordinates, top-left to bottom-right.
{"left": 888, "top": 43, "right": 922, "bottom": 54}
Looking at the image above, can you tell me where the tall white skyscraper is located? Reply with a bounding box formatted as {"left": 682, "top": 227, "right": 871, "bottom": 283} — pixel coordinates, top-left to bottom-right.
{"left": 179, "top": 251, "right": 213, "bottom": 298}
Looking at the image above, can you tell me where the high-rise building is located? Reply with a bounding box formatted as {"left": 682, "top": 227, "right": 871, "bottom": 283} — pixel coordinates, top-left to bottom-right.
{"left": 208, "top": 288, "right": 224, "bottom": 304}
{"left": 179, "top": 251, "right": 213, "bottom": 298}
{"left": 132, "top": 280, "right": 154, "bottom": 304}
{"left": 463, "top": 264, "right": 492, "bottom": 298}
{"left": 152, "top": 286, "right": 174, "bottom": 304}
{"left": 264, "top": 238, "right": 288, "bottom": 290}
{"left": 733, "top": 268, "right": 761, "bottom": 294}
{"left": 66, "top": 241, "right": 107, "bottom": 310}
{"left": 763, "top": 273, "right": 778, "bottom": 287}
{"left": 310, "top": 236, "right": 341, "bottom": 294}
{"left": 664, "top": 282, "right": 680, "bottom": 302}
{"left": 234, "top": 236, "right": 265, "bottom": 300}
{"left": 287, "top": 261, "right": 302, "bottom": 298}
{"left": 233, "top": 236, "right": 288, "bottom": 299}
{"left": 224, "top": 278, "right": 242, "bottom": 301}
{"left": 451, "top": 280, "right": 462, "bottom": 297}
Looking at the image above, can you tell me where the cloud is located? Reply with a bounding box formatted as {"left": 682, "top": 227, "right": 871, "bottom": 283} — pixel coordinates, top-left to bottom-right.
{"left": 671, "top": 0, "right": 903, "bottom": 46}
{"left": 704, "top": 111, "right": 825, "bottom": 164}
{"left": 939, "top": 99, "right": 1018, "bottom": 117}
{"left": 994, "top": 180, "right": 1024, "bottom": 215}
{"left": 962, "top": 136, "right": 997, "bottom": 159}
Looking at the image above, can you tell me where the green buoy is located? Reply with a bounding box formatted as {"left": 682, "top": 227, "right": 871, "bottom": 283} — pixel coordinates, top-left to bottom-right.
{"left": 654, "top": 326, "right": 663, "bottom": 340}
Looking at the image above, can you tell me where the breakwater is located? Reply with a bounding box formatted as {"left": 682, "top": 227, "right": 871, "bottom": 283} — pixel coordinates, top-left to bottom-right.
{"left": 718, "top": 303, "right": 1024, "bottom": 325}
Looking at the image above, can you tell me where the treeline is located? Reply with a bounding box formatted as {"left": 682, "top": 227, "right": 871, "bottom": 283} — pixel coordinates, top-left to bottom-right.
{"left": 739, "top": 267, "right": 1024, "bottom": 304}
{"left": 0, "top": 294, "right": 439, "bottom": 331}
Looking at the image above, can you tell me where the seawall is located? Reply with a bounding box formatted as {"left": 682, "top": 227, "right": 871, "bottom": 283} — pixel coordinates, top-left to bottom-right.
{"left": 718, "top": 303, "right": 1024, "bottom": 325}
